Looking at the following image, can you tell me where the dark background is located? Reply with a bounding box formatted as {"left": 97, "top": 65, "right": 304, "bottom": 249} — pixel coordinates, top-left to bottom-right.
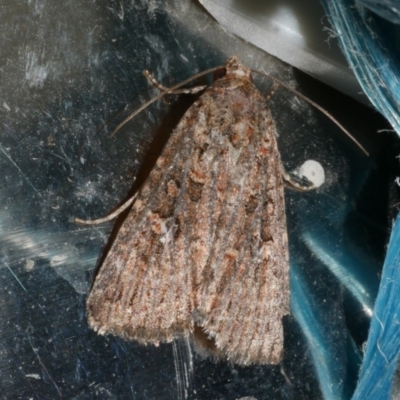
{"left": 0, "top": 0, "right": 394, "bottom": 398}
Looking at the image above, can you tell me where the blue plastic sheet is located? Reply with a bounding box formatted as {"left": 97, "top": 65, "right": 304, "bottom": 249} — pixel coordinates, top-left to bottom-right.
{"left": 321, "top": 0, "right": 400, "bottom": 135}
{"left": 352, "top": 216, "right": 400, "bottom": 399}
{"left": 321, "top": 1, "right": 400, "bottom": 398}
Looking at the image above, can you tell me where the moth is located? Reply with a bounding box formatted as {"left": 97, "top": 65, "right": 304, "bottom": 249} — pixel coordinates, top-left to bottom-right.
{"left": 76, "top": 57, "right": 367, "bottom": 366}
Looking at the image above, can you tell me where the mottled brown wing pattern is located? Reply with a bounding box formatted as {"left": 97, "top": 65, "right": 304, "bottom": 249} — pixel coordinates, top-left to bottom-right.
{"left": 87, "top": 58, "right": 289, "bottom": 365}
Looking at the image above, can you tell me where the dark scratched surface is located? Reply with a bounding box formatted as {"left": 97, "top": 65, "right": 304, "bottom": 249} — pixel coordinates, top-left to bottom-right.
{"left": 0, "top": 0, "right": 394, "bottom": 399}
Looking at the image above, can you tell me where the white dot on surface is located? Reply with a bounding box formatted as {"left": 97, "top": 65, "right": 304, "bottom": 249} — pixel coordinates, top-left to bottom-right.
{"left": 298, "top": 160, "right": 325, "bottom": 188}
{"left": 25, "top": 259, "right": 35, "bottom": 271}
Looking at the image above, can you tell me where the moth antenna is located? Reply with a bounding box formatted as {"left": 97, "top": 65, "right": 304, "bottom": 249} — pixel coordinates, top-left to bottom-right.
{"left": 111, "top": 65, "right": 225, "bottom": 137}
{"left": 251, "top": 69, "right": 369, "bottom": 156}
{"left": 74, "top": 193, "right": 138, "bottom": 225}
{"left": 143, "top": 70, "right": 207, "bottom": 95}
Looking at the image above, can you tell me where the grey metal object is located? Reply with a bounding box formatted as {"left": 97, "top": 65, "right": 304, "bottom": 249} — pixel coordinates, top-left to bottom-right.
{"left": 199, "top": 0, "right": 369, "bottom": 105}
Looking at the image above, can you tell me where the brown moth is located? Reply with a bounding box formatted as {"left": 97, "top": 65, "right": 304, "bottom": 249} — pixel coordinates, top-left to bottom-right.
{"left": 76, "top": 57, "right": 365, "bottom": 366}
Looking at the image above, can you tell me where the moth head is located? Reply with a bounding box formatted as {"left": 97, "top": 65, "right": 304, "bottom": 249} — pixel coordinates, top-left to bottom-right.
{"left": 224, "top": 56, "right": 252, "bottom": 81}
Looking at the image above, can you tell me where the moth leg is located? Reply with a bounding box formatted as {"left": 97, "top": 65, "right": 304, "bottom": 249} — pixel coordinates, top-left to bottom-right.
{"left": 143, "top": 70, "right": 207, "bottom": 95}
{"left": 267, "top": 83, "right": 316, "bottom": 188}
{"left": 74, "top": 193, "right": 138, "bottom": 225}
{"left": 281, "top": 164, "right": 316, "bottom": 191}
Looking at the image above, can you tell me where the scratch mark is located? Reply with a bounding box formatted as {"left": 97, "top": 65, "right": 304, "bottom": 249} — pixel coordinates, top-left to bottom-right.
{"left": 88, "top": 25, "right": 99, "bottom": 35}
{"left": 0, "top": 146, "right": 41, "bottom": 196}
{"left": 4, "top": 261, "right": 27, "bottom": 292}
{"left": 27, "top": 329, "right": 62, "bottom": 397}
{"left": 44, "top": 149, "right": 68, "bottom": 161}
{"left": 44, "top": 110, "right": 54, "bottom": 119}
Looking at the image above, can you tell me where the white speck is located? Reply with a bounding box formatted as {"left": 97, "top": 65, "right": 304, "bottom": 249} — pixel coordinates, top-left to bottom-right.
{"left": 50, "top": 254, "right": 68, "bottom": 267}
{"left": 298, "top": 160, "right": 325, "bottom": 188}
{"left": 3, "top": 102, "right": 10, "bottom": 111}
{"left": 80, "top": 157, "right": 85, "bottom": 164}
{"left": 25, "top": 374, "right": 41, "bottom": 380}
{"left": 75, "top": 180, "right": 99, "bottom": 202}
{"left": 25, "top": 259, "right": 35, "bottom": 272}
{"left": 236, "top": 397, "right": 257, "bottom": 400}
{"left": 25, "top": 51, "right": 49, "bottom": 88}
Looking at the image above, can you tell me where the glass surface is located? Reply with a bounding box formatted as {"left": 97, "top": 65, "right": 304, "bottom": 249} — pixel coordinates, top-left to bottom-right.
{"left": 0, "top": 0, "right": 392, "bottom": 398}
